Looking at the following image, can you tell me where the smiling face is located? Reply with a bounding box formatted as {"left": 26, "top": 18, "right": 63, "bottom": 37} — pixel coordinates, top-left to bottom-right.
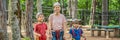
{"left": 54, "top": 5, "right": 61, "bottom": 13}
{"left": 72, "top": 20, "right": 80, "bottom": 28}
{"left": 37, "top": 14, "right": 44, "bottom": 22}
{"left": 73, "top": 23, "right": 79, "bottom": 28}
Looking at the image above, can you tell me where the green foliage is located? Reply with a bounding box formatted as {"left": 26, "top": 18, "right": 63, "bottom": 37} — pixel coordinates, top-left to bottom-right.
{"left": 20, "top": 0, "right": 25, "bottom": 11}
{"left": 20, "top": 0, "right": 120, "bottom": 25}
{"left": 22, "top": 37, "right": 30, "bottom": 40}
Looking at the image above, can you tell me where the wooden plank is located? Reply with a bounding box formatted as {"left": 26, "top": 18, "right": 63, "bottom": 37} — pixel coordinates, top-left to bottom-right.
{"left": 88, "top": 28, "right": 113, "bottom": 37}
{"left": 87, "top": 28, "right": 114, "bottom": 31}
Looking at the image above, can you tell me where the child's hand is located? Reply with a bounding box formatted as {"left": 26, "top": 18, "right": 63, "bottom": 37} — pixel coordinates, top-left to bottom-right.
{"left": 81, "top": 35, "right": 85, "bottom": 38}
{"left": 78, "top": 25, "right": 82, "bottom": 28}
{"left": 47, "top": 34, "right": 52, "bottom": 39}
{"left": 37, "top": 34, "right": 41, "bottom": 37}
{"left": 47, "top": 31, "right": 52, "bottom": 38}
{"left": 34, "top": 32, "right": 41, "bottom": 37}
{"left": 81, "top": 35, "right": 86, "bottom": 38}
{"left": 49, "top": 34, "right": 52, "bottom": 38}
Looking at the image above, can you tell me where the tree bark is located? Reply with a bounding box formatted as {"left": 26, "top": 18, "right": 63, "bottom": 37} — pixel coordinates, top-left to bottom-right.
{"left": 102, "top": 0, "right": 108, "bottom": 26}
{"left": 68, "top": 0, "right": 72, "bottom": 18}
{"left": 83, "top": 0, "right": 89, "bottom": 25}
{"left": 36, "top": 0, "right": 42, "bottom": 13}
{"left": 8, "top": 0, "right": 21, "bottom": 40}
{"left": 58, "top": 0, "right": 64, "bottom": 14}
{"left": 89, "top": 0, "right": 96, "bottom": 26}
{"left": 119, "top": 12, "right": 120, "bottom": 37}
{"left": 0, "top": 0, "right": 9, "bottom": 40}
{"left": 71, "top": 0, "right": 77, "bottom": 19}
{"left": 119, "top": 0, "right": 120, "bottom": 25}
{"left": 16, "top": 0, "right": 23, "bottom": 38}
{"left": 61, "top": 0, "right": 64, "bottom": 14}
{"left": 89, "top": 0, "right": 96, "bottom": 36}
{"left": 12, "top": 0, "right": 23, "bottom": 38}
{"left": 25, "top": 0, "right": 34, "bottom": 40}
{"left": 102, "top": 0, "right": 108, "bottom": 37}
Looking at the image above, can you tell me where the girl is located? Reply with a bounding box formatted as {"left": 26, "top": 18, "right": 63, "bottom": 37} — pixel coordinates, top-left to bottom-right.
{"left": 69, "top": 19, "right": 86, "bottom": 40}
{"left": 34, "top": 13, "right": 47, "bottom": 40}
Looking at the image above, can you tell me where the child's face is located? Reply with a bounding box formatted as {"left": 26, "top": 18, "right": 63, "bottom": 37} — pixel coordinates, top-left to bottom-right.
{"left": 37, "top": 15, "right": 44, "bottom": 22}
{"left": 73, "top": 23, "right": 79, "bottom": 28}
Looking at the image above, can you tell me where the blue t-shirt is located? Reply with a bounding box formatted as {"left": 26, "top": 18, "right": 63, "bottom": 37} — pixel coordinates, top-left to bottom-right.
{"left": 69, "top": 27, "right": 83, "bottom": 40}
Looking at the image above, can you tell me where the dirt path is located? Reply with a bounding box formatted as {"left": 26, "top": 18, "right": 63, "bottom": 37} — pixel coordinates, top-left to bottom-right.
{"left": 7, "top": 26, "right": 120, "bottom": 40}
{"left": 82, "top": 30, "right": 120, "bottom": 40}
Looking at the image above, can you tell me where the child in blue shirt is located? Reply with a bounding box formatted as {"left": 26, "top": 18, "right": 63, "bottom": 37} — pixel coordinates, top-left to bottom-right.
{"left": 69, "top": 19, "right": 84, "bottom": 40}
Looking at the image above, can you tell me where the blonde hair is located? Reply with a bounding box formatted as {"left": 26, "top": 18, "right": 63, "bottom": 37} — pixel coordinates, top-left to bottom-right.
{"left": 36, "top": 12, "right": 43, "bottom": 18}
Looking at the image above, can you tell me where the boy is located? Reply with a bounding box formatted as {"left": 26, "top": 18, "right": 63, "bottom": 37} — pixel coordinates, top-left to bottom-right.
{"left": 69, "top": 19, "right": 84, "bottom": 40}
{"left": 34, "top": 13, "right": 47, "bottom": 40}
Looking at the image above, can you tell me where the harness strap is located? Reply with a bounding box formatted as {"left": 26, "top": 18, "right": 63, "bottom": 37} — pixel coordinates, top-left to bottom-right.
{"left": 72, "top": 28, "right": 82, "bottom": 37}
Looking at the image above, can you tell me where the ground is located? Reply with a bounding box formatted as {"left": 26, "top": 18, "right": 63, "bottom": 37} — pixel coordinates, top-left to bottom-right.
{"left": 81, "top": 25, "right": 120, "bottom": 40}
{"left": 7, "top": 25, "right": 120, "bottom": 40}
{"left": 81, "top": 31, "right": 120, "bottom": 40}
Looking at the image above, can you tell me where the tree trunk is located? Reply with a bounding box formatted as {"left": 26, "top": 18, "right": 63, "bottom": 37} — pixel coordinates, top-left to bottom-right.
{"left": 0, "top": 0, "right": 9, "bottom": 40}
{"left": 119, "top": 12, "right": 120, "bottom": 37}
{"left": 16, "top": 0, "right": 23, "bottom": 38}
{"left": 8, "top": 0, "right": 21, "bottom": 40}
{"left": 89, "top": 0, "right": 96, "bottom": 26}
{"left": 118, "top": 0, "right": 120, "bottom": 37}
{"left": 21, "top": 11, "right": 26, "bottom": 37}
{"left": 102, "top": 0, "right": 108, "bottom": 37}
{"left": 102, "top": 0, "right": 108, "bottom": 26}
{"left": 36, "top": 0, "right": 42, "bottom": 13}
{"left": 61, "top": 0, "right": 64, "bottom": 14}
{"left": 58, "top": 0, "right": 64, "bottom": 14}
{"left": 68, "top": 0, "right": 77, "bottom": 19}
{"left": 84, "top": 0, "right": 89, "bottom": 25}
{"left": 71, "top": 0, "right": 77, "bottom": 19}
{"left": 68, "top": 0, "right": 72, "bottom": 18}
{"left": 25, "top": 0, "right": 34, "bottom": 40}
{"left": 119, "top": 0, "right": 120, "bottom": 25}
{"left": 89, "top": 0, "right": 96, "bottom": 36}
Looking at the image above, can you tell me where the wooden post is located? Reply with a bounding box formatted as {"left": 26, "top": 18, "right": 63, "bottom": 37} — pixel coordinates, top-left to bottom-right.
{"left": 106, "top": 30, "right": 109, "bottom": 39}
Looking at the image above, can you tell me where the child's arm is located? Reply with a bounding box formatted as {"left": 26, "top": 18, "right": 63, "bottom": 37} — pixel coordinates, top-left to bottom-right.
{"left": 81, "top": 34, "right": 85, "bottom": 38}
{"left": 34, "top": 32, "right": 41, "bottom": 36}
{"left": 33, "top": 23, "right": 41, "bottom": 37}
{"left": 81, "top": 35, "right": 86, "bottom": 40}
{"left": 80, "top": 29, "right": 86, "bottom": 38}
{"left": 48, "top": 20, "right": 53, "bottom": 38}
{"left": 69, "top": 29, "right": 72, "bottom": 34}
